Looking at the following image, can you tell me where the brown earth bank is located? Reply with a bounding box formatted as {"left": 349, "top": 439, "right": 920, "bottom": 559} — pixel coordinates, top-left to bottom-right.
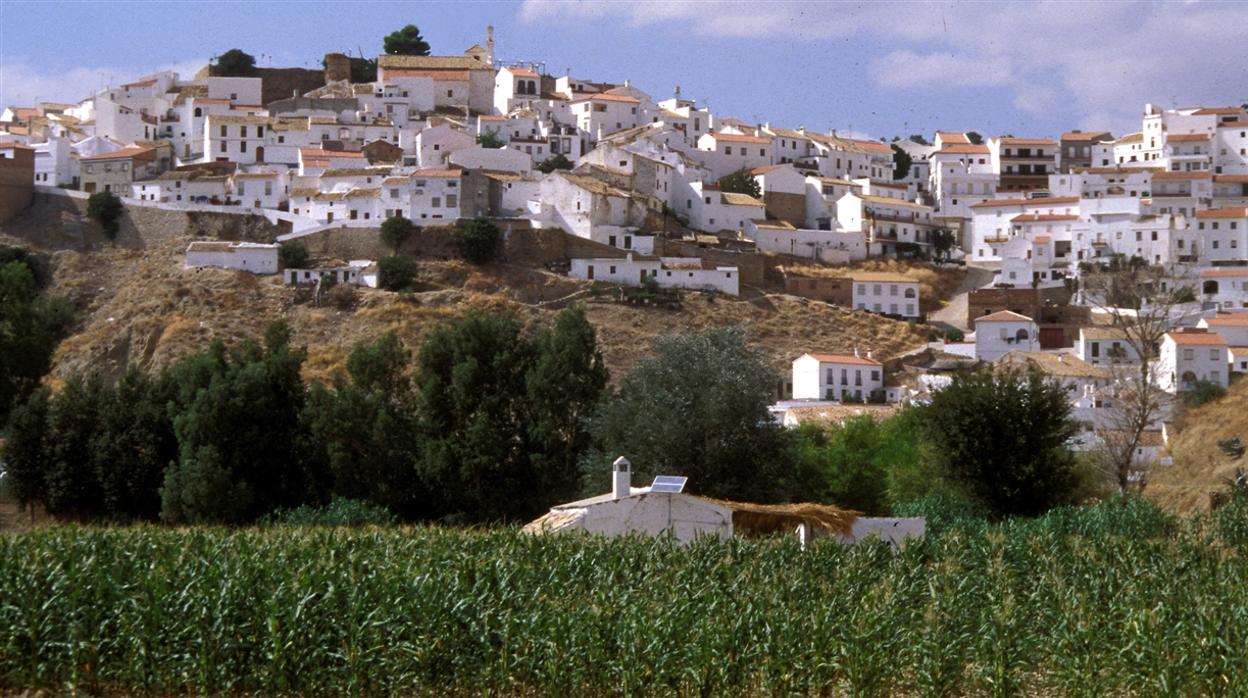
{"left": 1, "top": 200, "right": 928, "bottom": 387}
{"left": 1149, "top": 376, "right": 1248, "bottom": 515}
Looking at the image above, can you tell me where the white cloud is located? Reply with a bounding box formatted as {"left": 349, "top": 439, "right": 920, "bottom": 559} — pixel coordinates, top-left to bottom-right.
{"left": 518, "top": 0, "right": 1248, "bottom": 134}
{"left": 0, "top": 58, "right": 207, "bottom": 108}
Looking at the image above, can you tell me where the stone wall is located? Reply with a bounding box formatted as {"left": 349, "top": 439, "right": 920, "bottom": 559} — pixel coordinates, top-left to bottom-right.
{"left": 0, "top": 148, "right": 34, "bottom": 224}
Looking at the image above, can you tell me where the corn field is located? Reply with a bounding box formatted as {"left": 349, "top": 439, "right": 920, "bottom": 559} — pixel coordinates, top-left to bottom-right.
{"left": 2, "top": 513, "right": 1248, "bottom": 696}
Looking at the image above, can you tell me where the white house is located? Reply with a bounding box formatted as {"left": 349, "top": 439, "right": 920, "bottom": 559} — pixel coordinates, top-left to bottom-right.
{"left": 569, "top": 254, "right": 740, "bottom": 295}
{"left": 184, "top": 241, "right": 278, "bottom": 274}
{"left": 693, "top": 131, "right": 774, "bottom": 181}
{"left": 851, "top": 273, "right": 921, "bottom": 319}
{"left": 1075, "top": 326, "right": 1142, "bottom": 367}
{"left": 1199, "top": 268, "right": 1248, "bottom": 310}
{"left": 408, "top": 168, "right": 465, "bottom": 221}
{"left": 1157, "top": 329, "right": 1228, "bottom": 393}
{"left": 791, "top": 352, "right": 886, "bottom": 402}
{"left": 414, "top": 122, "right": 475, "bottom": 168}
{"left": 1197, "top": 313, "right": 1248, "bottom": 349}
{"left": 974, "top": 310, "right": 1039, "bottom": 362}
{"left": 447, "top": 145, "right": 531, "bottom": 173}
{"left": 684, "top": 181, "right": 766, "bottom": 233}
{"left": 742, "top": 219, "right": 867, "bottom": 263}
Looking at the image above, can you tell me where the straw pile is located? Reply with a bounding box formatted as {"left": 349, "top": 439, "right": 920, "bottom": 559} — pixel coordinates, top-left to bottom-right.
{"left": 708, "top": 499, "right": 859, "bottom": 537}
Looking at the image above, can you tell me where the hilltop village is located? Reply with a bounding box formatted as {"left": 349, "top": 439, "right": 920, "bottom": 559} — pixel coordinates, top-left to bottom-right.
{"left": 2, "top": 27, "right": 1247, "bottom": 489}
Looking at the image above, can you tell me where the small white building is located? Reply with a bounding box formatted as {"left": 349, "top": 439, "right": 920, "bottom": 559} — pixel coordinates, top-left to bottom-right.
{"left": 569, "top": 254, "right": 740, "bottom": 296}
{"left": 184, "top": 241, "right": 279, "bottom": 274}
{"left": 1198, "top": 313, "right": 1248, "bottom": 348}
{"left": 1157, "top": 329, "right": 1229, "bottom": 393}
{"left": 742, "top": 219, "right": 867, "bottom": 263}
{"left": 974, "top": 310, "right": 1039, "bottom": 362}
{"left": 1075, "top": 326, "right": 1142, "bottom": 366}
{"left": 791, "top": 352, "right": 886, "bottom": 402}
{"left": 851, "top": 273, "right": 921, "bottom": 319}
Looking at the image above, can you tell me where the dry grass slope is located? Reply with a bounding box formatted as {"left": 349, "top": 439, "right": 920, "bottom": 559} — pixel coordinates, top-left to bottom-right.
{"left": 1149, "top": 380, "right": 1248, "bottom": 514}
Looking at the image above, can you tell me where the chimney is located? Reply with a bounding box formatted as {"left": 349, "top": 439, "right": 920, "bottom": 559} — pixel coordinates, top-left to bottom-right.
{"left": 612, "top": 456, "right": 631, "bottom": 499}
{"left": 853, "top": 347, "right": 860, "bottom": 358}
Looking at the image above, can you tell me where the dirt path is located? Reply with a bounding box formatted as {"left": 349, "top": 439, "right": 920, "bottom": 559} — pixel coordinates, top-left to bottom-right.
{"left": 929, "top": 265, "right": 995, "bottom": 330}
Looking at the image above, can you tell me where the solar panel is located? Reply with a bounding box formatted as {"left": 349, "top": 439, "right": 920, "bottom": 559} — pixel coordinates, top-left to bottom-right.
{"left": 650, "top": 475, "right": 687, "bottom": 493}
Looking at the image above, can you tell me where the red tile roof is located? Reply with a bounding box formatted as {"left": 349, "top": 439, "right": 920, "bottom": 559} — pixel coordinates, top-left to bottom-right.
{"left": 1199, "top": 268, "right": 1248, "bottom": 278}
{"left": 299, "top": 148, "right": 365, "bottom": 159}
{"left": 1166, "top": 331, "right": 1227, "bottom": 346}
{"left": 1166, "top": 133, "right": 1211, "bottom": 143}
{"left": 806, "top": 352, "right": 883, "bottom": 366}
{"left": 1012, "top": 213, "right": 1080, "bottom": 222}
{"left": 412, "top": 169, "right": 463, "bottom": 178}
{"left": 1195, "top": 207, "right": 1248, "bottom": 219}
{"left": 975, "top": 310, "right": 1034, "bottom": 323}
{"left": 708, "top": 132, "right": 771, "bottom": 145}
{"left": 1153, "top": 171, "right": 1213, "bottom": 180}
{"left": 1203, "top": 314, "right": 1248, "bottom": 327}
{"left": 78, "top": 146, "right": 154, "bottom": 162}
{"left": 1061, "top": 130, "right": 1113, "bottom": 141}
{"left": 970, "top": 196, "right": 1079, "bottom": 209}
{"left": 385, "top": 69, "right": 471, "bottom": 82}
{"left": 570, "top": 93, "right": 640, "bottom": 104}
{"left": 936, "top": 144, "right": 989, "bottom": 155}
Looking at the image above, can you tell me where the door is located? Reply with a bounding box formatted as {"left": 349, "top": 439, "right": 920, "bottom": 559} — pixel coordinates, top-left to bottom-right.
{"left": 327, "top": 212, "right": 334, "bottom": 223}
{"left": 587, "top": 265, "right": 594, "bottom": 280}
{"left": 83, "top": 182, "right": 96, "bottom": 193}
{"left": 640, "top": 270, "right": 647, "bottom": 284}
{"left": 255, "top": 146, "right": 265, "bottom": 162}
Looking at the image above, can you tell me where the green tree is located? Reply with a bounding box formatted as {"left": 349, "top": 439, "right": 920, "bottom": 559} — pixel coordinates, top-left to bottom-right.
{"left": 931, "top": 227, "right": 957, "bottom": 263}
{"left": 383, "top": 25, "right": 431, "bottom": 56}
{"left": 42, "top": 375, "right": 108, "bottom": 518}
{"left": 0, "top": 261, "right": 72, "bottom": 425}
{"left": 380, "top": 215, "right": 416, "bottom": 253}
{"left": 536, "top": 153, "right": 573, "bottom": 174}
{"left": 215, "top": 49, "right": 256, "bottom": 76}
{"left": 919, "top": 368, "right": 1080, "bottom": 518}
{"left": 305, "top": 332, "right": 424, "bottom": 518}
{"left": 590, "top": 326, "right": 800, "bottom": 503}
{"left": 891, "top": 143, "right": 913, "bottom": 181}
{"left": 452, "top": 218, "right": 501, "bottom": 264}
{"left": 161, "top": 322, "right": 315, "bottom": 523}
{"left": 278, "top": 242, "right": 310, "bottom": 269}
{"left": 0, "top": 387, "right": 50, "bottom": 514}
{"left": 90, "top": 369, "right": 178, "bottom": 521}
{"left": 476, "top": 128, "right": 504, "bottom": 149}
{"left": 1183, "top": 379, "right": 1226, "bottom": 408}
{"left": 966, "top": 131, "right": 984, "bottom": 145}
{"left": 718, "top": 169, "right": 762, "bottom": 199}
{"left": 414, "top": 309, "right": 606, "bottom": 522}
{"left": 86, "top": 191, "right": 123, "bottom": 239}
{"left": 377, "top": 255, "right": 416, "bottom": 291}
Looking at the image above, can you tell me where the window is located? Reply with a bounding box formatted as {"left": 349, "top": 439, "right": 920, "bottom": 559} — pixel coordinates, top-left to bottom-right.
{"left": 446, "top": 194, "right": 457, "bottom": 207}
{"left": 431, "top": 197, "right": 441, "bottom": 207}
{"left": 241, "top": 126, "right": 248, "bottom": 138}
{"left": 219, "top": 125, "right": 227, "bottom": 137}
{"left": 1211, "top": 349, "right": 1221, "bottom": 361}
{"left": 1184, "top": 348, "right": 1195, "bottom": 361}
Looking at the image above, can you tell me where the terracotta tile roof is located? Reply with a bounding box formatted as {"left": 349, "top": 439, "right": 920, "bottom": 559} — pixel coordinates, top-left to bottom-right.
{"left": 720, "top": 192, "right": 765, "bottom": 207}
{"left": 1166, "top": 330, "right": 1227, "bottom": 346}
{"left": 936, "top": 144, "right": 989, "bottom": 155}
{"left": 412, "top": 169, "right": 463, "bottom": 178}
{"left": 321, "top": 167, "right": 393, "bottom": 178}
{"left": 997, "top": 351, "right": 1111, "bottom": 379}
{"left": 1200, "top": 268, "right": 1248, "bottom": 278}
{"left": 1166, "top": 133, "right": 1211, "bottom": 143}
{"left": 805, "top": 352, "right": 883, "bottom": 366}
{"left": 849, "top": 272, "right": 916, "bottom": 283}
{"left": 1152, "top": 171, "right": 1212, "bottom": 180}
{"left": 1217, "top": 120, "right": 1248, "bottom": 128}
{"left": 1080, "top": 326, "right": 1129, "bottom": 340}
{"left": 1192, "top": 107, "right": 1243, "bottom": 116}
{"left": 122, "top": 78, "right": 157, "bottom": 89}
{"left": 1032, "top": 235, "right": 1051, "bottom": 243}
{"left": 1195, "top": 207, "right": 1248, "bottom": 219}
{"left": 207, "top": 115, "right": 270, "bottom": 125}
{"left": 0, "top": 142, "right": 33, "bottom": 150}
{"left": 750, "top": 218, "right": 795, "bottom": 230}
{"left": 749, "top": 164, "right": 785, "bottom": 175}
{"left": 299, "top": 148, "right": 365, "bottom": 159}
{"left": 290, "top": 187, "right": 319, "bottom": 198}
{"left": 194, "top": 98, "right": 231, "bottom": 105}
{"left": 708, "top": 132, "right": 771, "bottom": 145}
{"left": 844, "top": 138, "right": 893, "bottom": 154}
{"left": 378, "top": 55, "right": 488, "bottom": 71}
{"left": 935, "top": 131, "right": 970, "bottom": 143}
{"left": 570, "top": 93, "right": 640, "bottom": 104}
{"left": 975, "top": 310, "right": 1034, "bottom": 323}
{"left": 1118, "top": 132, "right": 1143, "bottom": 143}
{"left": 970, "top": 196, "right": 1079, "bottom": 209}
{"left": 1204, "top": 313, "right": 1248, "bottom": 327}
{"left": 1215, "top": 175, "right": 1248, "bottom": 184}
{"left": 1061, "top": 130, "right": 1113, "bottom": 141}
{"left": 384, "top": 69, "right": 470, "bottom": 82}
{"left": 505, "top": 67, "right": 538, "bottom": 78}
{"left": 857, "top": 193, "right": 930, "bottom": 210}
{"left": 78, "top": 145, "right": 154, "bottom": 162}
{"left": 999, "top": 137, "right": 1057, "bottom": 146}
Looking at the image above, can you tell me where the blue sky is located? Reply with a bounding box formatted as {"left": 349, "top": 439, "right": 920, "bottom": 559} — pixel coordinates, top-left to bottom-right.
{"left": 2, "top": 1, "right": 1245, "bottom": 140}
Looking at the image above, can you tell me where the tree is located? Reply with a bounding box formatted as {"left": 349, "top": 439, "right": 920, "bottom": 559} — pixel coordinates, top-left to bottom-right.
{"left": 215, "top": 48, "right": 256, "bottom": 77}
{"left": 0, "top": 260, "right": 72, "bottom": 425}
{"left": 161, "top": 322, "right": 315, "bottom": 523}
{"left": 380, "top": 215, "right": 416, "bottom": 253}
{"left": 383, "top": 24, "right": 431, "bottom": 56}
{"left": 718, "top": 169, "right": 762, "bottom": 199}
{"left": 305, "top": 333, "right": 425, "bottom": 518}
{"left": 966, "top": 131, "right": 984, "bottom": 145}
{"left": 377, "top": 255, "right": 416, "bottom": 291}
{"left": 931, "top": 228, "right": 957, "bottom": 263}
{"left": 278, "top": 241, "right": 310, "bottom": 269}
{"left": 452, "top": 218, "right": 501, "bottom": 264}
{"left": 919, "top": 368, "right": 1081, "bottom": 518}
{"left": 42, "top": 375, "right": 108, "bottom": 518}
{"left": 536, "top": 153, "right": 574, "bottom": 174}
{"left": 891, "top": 143, "right": 913, "bottom": 181}
{"left": 788, "top": 417, "right": 888, "bottom": 514}
{"left": 86, "top": 191, "right": 123, "bottom": 239}
{"left": 1081, "top": 264, "right": 1193, "bottom": 495}
{"left": 0, "top": 387, "right": 50, "bottom": 516}
{"left": 590, "top": 326, "right": 803, "bottom": 503}
{"left": 477, "top": 128, "right": 504, "bottom": 149}
{"left": 415, "top": 310, "right": 605, "bottom": 521}
{"left": 90, "top": 369, "right": 178, "bottom": 521}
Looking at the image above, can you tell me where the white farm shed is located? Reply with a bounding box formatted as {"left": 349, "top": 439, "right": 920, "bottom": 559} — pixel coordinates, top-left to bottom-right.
{"left": 185, "top": 241, "right": 279, "bottom": 275}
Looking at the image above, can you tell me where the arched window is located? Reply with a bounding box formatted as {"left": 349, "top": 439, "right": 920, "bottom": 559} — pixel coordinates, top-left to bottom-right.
{"left": 1204, "top": 280, "right": 1220, "bottom": 295}
{"left": 1181, "top": 370, "right": 1197, "bottom": 388}
{"left": 194, "top": 107, "right": 202, "bottom": 118}
{"left": 904, "top": 288, "right": 916, "bottom": 299}
{"left": 1015, "top": 328, "right": 1030, "bottom": 342}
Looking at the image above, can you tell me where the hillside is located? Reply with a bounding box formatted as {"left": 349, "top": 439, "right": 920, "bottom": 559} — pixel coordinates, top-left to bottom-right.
{"left": 1148, "top": 382, "right": 1248, "bottom": 514}
{"left": 1, "top": 205, "right": 928, "bottom": 387}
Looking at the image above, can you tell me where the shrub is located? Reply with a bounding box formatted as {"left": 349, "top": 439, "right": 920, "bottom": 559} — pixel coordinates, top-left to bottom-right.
{"left": 377, "top": 256, "right": 416, "bottom": 291}
{"left": 893, "top": 493, "right": 989, "bottom": 536}
{"left": 536, "top": 153, "right": 573, "bottom": 173}
{"left": 215, "top": 48, "right": 256, "bottom": 76}
{"left": 943, "top": 327, "right": 965, "bottom": 342}
{"left": 266, "top": 497, "right": 396, "bottom": 526}
{"left": 1182, "top": 379, "right": 1226, "bottom": 408}
{"left": 380, "top": 215, "right": 415, "bottom": 253}
{"left": 324, "top": 283, "right": 357, "bottom": 310}
{"left": 452, "top": 218, "right": 501, "bottom": 264}
{"left": 476, "top": 128, "right": 504, "bottom": 149}
{"left": 86, "top": 191, "right": 123, "bottom": 239}
{"left": 278, "top": 242, "right": 310, "bottom": 269}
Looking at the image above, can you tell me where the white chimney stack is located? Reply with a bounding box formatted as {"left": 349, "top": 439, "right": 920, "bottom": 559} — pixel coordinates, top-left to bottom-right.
{"left": 612, "top": 456, "right": 631, "bottom": 499}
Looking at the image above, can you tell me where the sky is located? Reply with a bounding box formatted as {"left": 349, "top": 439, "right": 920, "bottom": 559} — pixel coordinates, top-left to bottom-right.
{"left": 2, "top": 0, "right": 1246, "bottom": 141}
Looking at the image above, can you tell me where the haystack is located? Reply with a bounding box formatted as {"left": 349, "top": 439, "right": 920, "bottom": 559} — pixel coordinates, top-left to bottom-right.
{"left": 708, "top": 499, "right": 859, "bottom": 537}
